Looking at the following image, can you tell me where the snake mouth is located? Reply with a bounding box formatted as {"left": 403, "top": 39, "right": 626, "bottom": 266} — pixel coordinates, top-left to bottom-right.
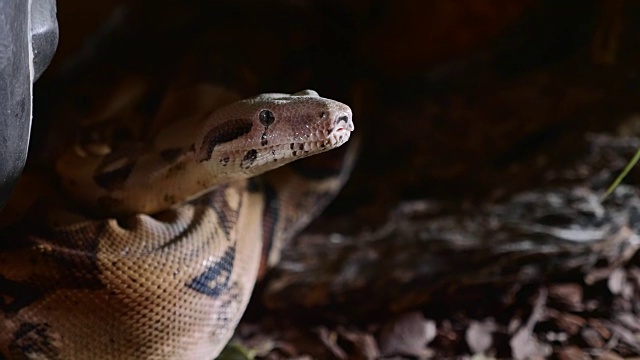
{"left": 216, "top": 131, "right": 352, "bottom": 173}
{"left": 327, "top": 130, "right": 351, "bottom": 147}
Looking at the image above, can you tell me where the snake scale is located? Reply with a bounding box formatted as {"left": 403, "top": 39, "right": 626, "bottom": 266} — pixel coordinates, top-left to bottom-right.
{"left": 0, "top": 78, "right": 355, "bottom": 358}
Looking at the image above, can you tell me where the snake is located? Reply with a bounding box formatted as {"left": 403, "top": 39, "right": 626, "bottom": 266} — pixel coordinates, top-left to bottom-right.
{"left": 0, "top": 82, "right": 355, "bottom": 359}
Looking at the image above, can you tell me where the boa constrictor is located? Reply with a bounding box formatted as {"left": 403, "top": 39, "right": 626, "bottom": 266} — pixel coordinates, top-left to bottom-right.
{"left": 0, "top": 88, "right": 355, "bottom": 359}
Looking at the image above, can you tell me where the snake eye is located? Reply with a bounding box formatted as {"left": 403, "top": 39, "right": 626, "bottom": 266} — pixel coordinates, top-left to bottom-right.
{"left": 259, "top": 110, "right": 275, "bottom": 126}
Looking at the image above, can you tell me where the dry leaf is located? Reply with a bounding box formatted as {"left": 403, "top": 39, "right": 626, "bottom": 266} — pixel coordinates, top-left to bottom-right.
{"left": 465, "top": 319, "right": 498, "bottom": 354}
{"left": 547, "top": 309, "right": 587, "bottom": 335}
{"left": 510, "top": 327, "right": 552, "bottom": 360}
{"left": 594, "top": 350, "right": 624, "bottom": 360}
{"left": 317, "top": 327, "right": 346, "bottom": 359}
{"left": 548, "top": 283, "right": 584, "bottom": 311}
{"left": 581, "top": 327, "right": 605, "bottom": 348}
{"left": 587, "top": 319, "right": 612, "bottom": 340}
{"left": 608, "top": 268, "right": 627, "bottom": 295}
{"left": 337, "top": 327, "right": 381, "bottom": 360}
{"left": 378, "top": 312, "right": 436, "bottom": 359}
{"left": 556, "top": 346, "right": 589, "bottom": 360}
{"left": 609, "top": 324, "right": 640, "bottom": 349}
{"left": 616, "top": 312, "right": 640, "bottom": 332}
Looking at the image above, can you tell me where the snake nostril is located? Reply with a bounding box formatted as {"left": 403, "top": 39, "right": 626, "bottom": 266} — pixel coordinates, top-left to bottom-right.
{"left": 334, "top": 113, "right": 352, "bottom": 132}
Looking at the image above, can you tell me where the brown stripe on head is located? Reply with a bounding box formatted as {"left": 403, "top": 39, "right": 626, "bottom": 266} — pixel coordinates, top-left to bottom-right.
{"left": 198, "top": 119, "right": 253, "bottom": 162}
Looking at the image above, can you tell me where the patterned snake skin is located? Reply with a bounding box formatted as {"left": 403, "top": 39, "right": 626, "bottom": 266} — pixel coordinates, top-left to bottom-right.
{"left": 0, "top": 84, "right": 355, "bottom": 359}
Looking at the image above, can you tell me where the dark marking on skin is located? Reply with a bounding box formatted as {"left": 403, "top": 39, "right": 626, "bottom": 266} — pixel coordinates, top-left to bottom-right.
{"left": 175, "top": 161, "right": 186, "bottom": 171}
{"left": 159, "top": 147, "right": 183, "bottom": 163}
{"left": 198, "top": 119, "right": 253, "bottom": 162}
{"left": 164, "top": 160, "right": 187, "bottom": 178}
{"left": 187, "top": 246, "right": 235, "bottom": 297}
{"left": 163, "top": 193, "right": 176, "bottom": 205}
{"left": 189, "top": 143, "right": 196, "bottom": 153}
{"left": 326, "top": 128, "right": 333, "bottom": 136}
{"left": 241, "top": 149, "right": 258, "bottom": 169}
{"left": 290, "top": 143, "right": 295, "bottom": 150}
{"left": 210, "top": 280, "right": 243, "bottom": 326}
{"left": 93, "top": 162, "right": 135, "bottom": 190}
{"left": 156, "top": 203, "right": 210, "bottom": 250}
{"left": 1, "top": 223, "right": 108, "bottom": 315}
{"left": 211, "top": 207, "right": 232, "bottom": 239}
{"left": 258, "top": 182, "right": 279, "bottom": 278}
{"left": 298, "top": 143, "right": 304, "bottom": 151}
{"left": 220, "top": 156, "right": 230, "bottom": 166}
{"left": 261, "top": 124, "right": 271, "bottom": 146}
{"left": 9, "top": 322, "right": 60, "bottom": 359}
{"left": 337, "top": 115, "right": 349, "bottom": 125}
{"left": 210, "top": 184, "right": 240, "bottom": 239}
{"left": 292, "top": 151, "right": 298, "bottom": 156}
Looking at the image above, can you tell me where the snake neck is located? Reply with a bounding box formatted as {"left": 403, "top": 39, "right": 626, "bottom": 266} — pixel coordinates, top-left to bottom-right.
{"left": 254, "top": 138, "right": 360, "bottom": 277}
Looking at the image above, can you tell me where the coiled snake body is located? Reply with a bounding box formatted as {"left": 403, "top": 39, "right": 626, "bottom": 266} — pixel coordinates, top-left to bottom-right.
{"left": 0, "top": 86, "right": 354, "bottom": 359}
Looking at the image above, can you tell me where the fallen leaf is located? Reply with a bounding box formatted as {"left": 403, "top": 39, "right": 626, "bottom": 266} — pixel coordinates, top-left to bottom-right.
{"left": 609, "top": 323, "right": 640, "bottom": 349}
{"left": 548, "top": 283, "right": 584, "bottom": 311}
{"left": 581, "top": 327, "right": 605, "bottom": 348}
{"left": 547, "top": 308, "right": 587, "bottom": 335}
{"left": 465, "top": 319, "right": 498, "bottom": 354}
{"left": 337, "top": 327, "right": 381, "bottom": 359}
{"left": 616, "top": 312, "right": 640, "bottom": 332}
{"left": 594, "top": 350, "right": 624, "bottom": 360}
{"left": 509, "top": 327, "right": 552, "bottom": 360}
{"left": 608, "top": 268, "right": 627, "bottom": 296}
{"left": 510, "top": 289, "right": 552, "bottom": 360}
{"left": 587, "top": 319, "right": 612, "bottom": 340}
{"left": 556, "top": 346, "right": 589, "bottom": 360}
{"left": 469, "top": 354, "right": 498, "bottom": 360}
{"left": 317, "top": 327, "right": 347, "bottom": 359}
{"left": 378, "top": 312, "right": 436, "bottom": 359}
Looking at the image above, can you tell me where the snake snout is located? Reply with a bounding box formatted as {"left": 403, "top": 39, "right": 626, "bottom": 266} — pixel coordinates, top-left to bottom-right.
{"left": 334, "top": 112, "right": 354, "bottom": 133}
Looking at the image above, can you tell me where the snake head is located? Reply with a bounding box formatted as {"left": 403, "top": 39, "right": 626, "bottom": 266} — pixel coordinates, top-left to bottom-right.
{"left": 195, "top": 89, "right": 354, "bottom": 173}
